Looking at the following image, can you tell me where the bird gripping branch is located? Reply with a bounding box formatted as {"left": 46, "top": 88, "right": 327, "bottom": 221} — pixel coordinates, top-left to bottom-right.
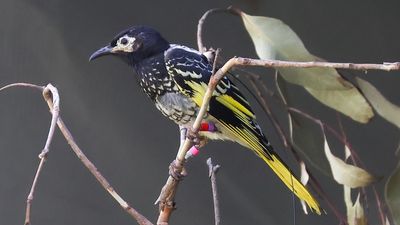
{"left": 89, "top": 25, "right": 321, "bottom": 214}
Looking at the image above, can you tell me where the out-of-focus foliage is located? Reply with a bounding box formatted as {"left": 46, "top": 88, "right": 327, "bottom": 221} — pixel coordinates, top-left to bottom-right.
{"left": 386, "top": 161, "right": 400, "bottom": 225}
{"left": 356, "top": 77, "right": 400, "bottom": 129}
{"left": 240, "top": 11, "right": 374, "bottom": 123}
{"left": 324, "top": 135, "right": 376, "bottom": 188}
{"left": 344, "top": 187, "right": 367, "bottom": 225}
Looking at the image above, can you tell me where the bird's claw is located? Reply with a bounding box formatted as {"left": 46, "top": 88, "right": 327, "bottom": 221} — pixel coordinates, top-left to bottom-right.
{"left": 169, "top": 160, "right": 187, "bottom": 181}
{"left": 186, "top": 129, "right": 208, "bottom": 148}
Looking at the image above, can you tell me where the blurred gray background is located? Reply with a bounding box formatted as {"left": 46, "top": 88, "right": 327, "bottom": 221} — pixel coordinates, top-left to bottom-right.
{"left": 0, "top": 0, "right": 399, "bottom": 225}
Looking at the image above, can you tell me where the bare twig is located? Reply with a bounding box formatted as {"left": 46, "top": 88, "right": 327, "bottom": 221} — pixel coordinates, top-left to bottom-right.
{"left": 51, "top": 114, "right": 153, "bottom": 225}
{"left": 198, "top": 8, "right": 400, "bottom": 72}
{"left": 25, "top": 84, "right": 60, "bottom": 225}
{"left": 197, "top": 8, "right": 226, "bottom": 52}
{"left": 247, "top": 75, "right": 289, "bottom": 149}
{"left": 0, "top": 83, "right": 57, "bottom": 225}
{"left": 207, "top": 158, "right": 221, "bottom": 225}
{"left": 373, "top": 186, "right": 387, "bottom": 225}
{"left": 0, "top": 83, "right": 44, "bottom": 92}
{"left": 1, "top": 83, "right": 153, "bottom": 225}
{"left": 156, "top": 49, "right": 223, "bottom": 225}
{"left": 219, "top": 57, "right": 400, "bottom": 72}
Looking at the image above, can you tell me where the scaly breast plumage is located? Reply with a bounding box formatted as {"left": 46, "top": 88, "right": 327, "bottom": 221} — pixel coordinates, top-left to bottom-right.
{"left": 155, "top": 92, "right": 198, "bottom": 125}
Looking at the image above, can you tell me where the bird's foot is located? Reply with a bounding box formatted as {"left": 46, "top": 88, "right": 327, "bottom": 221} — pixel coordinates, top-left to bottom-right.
{"left": 169, "top": 160, "right": 187, "bottom": 181}
{"left": 187, "top": 128, "right": 208, "bottom": 148}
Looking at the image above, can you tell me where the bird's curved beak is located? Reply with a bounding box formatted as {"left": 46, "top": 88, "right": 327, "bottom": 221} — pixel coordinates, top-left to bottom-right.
{"left": 89, "top": 45, "right": 113, "bottom": 61}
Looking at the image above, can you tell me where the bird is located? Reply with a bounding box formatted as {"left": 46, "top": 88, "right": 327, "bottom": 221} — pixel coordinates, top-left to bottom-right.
{"left": 89, "top": 25, "right": 321, "bottom": 214}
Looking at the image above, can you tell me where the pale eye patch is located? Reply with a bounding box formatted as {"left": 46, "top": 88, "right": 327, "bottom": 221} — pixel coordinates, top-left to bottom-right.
{"left": 113, "top": 35, "right": 136, "bottom": 52}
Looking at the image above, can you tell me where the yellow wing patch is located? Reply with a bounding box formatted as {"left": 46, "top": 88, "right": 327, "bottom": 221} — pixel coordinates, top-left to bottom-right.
{"left": 184, "top": 80, "right": 208, "bottom": 106}
{"left": 216, "top": 94, "right": 255, "bottom": 119}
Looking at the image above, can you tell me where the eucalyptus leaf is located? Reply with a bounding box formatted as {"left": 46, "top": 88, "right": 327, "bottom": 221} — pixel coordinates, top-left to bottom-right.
{"left": 276, "top": 75, "right": 329, "bottom": 175}
{"left": 299, "top": 161, "right": 310, "bottom": 215}
{"left": 385, "top": 161, "right": 400, "bottom": 225}
{"left": 306, "top": 86, "right": 374, "bottom": 123}
{"left": 324, "top": 136, "right": 377, "bottom": 187}
{"left": 356, "top": 77, "right": 400, "bottom": 128}
{"left": 240, "top": 11, "right": 374, "bottom": 123}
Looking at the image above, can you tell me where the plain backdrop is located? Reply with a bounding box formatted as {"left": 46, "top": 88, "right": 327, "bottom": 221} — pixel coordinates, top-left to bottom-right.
{"left": 0, "top": 0, "right": 399, "bottom": 225}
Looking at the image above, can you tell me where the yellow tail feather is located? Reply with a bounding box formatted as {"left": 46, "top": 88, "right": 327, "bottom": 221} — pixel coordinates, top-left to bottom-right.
{"left": 216, "top": 121, "right": 321, "bottom": 214}
{"left": 258, "top": 151, "right": 322, "bottom": 215}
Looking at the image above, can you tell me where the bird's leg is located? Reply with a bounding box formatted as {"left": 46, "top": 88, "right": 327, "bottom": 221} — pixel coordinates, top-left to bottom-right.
{"left": 169, "top": 122, "right": 216, "bottom": 180}
{"left": 168, "top": 126, "right": 189, "bottom": 181}
{"left": 186, "top": 121, "right": 216, "bottom": 147}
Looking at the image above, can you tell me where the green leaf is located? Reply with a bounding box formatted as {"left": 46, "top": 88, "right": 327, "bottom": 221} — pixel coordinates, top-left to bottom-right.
{"left": 356, "top": 77, "right": 400, "bottom": 129}
{"left": 276, "top": 75, "right": 329, "bottom": 175}
{"left": 291, "top": 112, "right": 330, "bottom": 174}
{"left": 324, "top": 136, "right": 377, "bottom": 187}
{"left": 306, "top": 86, "right": 374, "bottom": 123}
{"left": 240, "top": 11, "right": 374, "bottom": 123}
{"left": 386, "top": 161, "right": 400, "bottom": 225}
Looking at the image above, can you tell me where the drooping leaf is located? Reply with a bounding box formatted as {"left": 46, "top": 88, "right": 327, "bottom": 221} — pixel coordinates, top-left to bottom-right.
{"left": 345, "top": 145, "right": 352, "bottom": 161}
{"left": 385, "top": 161, "right": 400, "bottom": 225}
{"left": 306, "top": 86, "right": 374, "bottom": 123}
{"left": 291, "top": 112, "right": 330, "bottom": 174}
{"left": 324, "top": 136, "right": 377, "bottom": 187}
{"left": 240, "top": 11, "right": 374, "bottom": 123}
{"left": 344, "top": 187, "right": 367, "bottom": 225}
{"left": 276, "top": 75, "right": 329, "bottom": 175}
{"left": 387, "top": 216, "right": 392, "bottom": 225}
{"left": 356, "top": 77, "right": 400, "bottom": 129}
{"left": 299, "top": 161, "right": 310, "bottom": 215}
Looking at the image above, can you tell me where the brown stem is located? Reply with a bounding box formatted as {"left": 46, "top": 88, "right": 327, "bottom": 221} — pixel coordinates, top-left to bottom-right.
{"left": 197, "top": 8, "right": 227, "bottom": 52}
{"left": 1, "top": 83, "right": 153, "bottom": 225}
{"left": 207, "top": 158, "right": 221, "bottom": 225}
{"left": 24, "top": 85, "right": 60, "bottom": 225}
{"left": 156, "top": 49, "right": 223, "bottom": 225}
{"left": 55, "top": 116, "right": 153, "bottom": 225}
{"left": 221, "top": 57, "right": 400, "bottom": 72}
{"left": 373, "top": 186, "right": 387, "bottom": 225}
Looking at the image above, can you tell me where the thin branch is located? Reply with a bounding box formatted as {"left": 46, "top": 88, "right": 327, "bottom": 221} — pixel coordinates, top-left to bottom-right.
{"left": 197, "top": 8, "right": 226, "bottom": 52}
{"left": 247, "top": 75, "right": 289, "bottom": 149}
{"left": 1, "top": 83, "right": 153, "bottom": 225}
{"left": 0, "top": 83, "right": 44, "bottom": 92}
{"left": 51, "top": 115, "right": 153, "bottom": 225}
{"left": 0, "top": 83, "right": 58, "bottom": 225}
{"left": 373, "top": 186, "right": 387, "bottom": 225}
{"left": 207, "top": 158, "right": 221, "bottom": 225}
{"left": 197, "top": 8, "right": 400, "bottom": 72}
{"left": 220, "top": 57, "right": 400, "bottom": 72}
{"left": 156, "top": 49, "right": 223, "bottom": 225}
{"left": 25, "top": 84, "right": 60, "bottom": 225}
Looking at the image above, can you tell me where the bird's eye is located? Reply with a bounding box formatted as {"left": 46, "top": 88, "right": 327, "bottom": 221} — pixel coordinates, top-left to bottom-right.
{"left": 120, "top": 38, "right": 128, "bottom": 45}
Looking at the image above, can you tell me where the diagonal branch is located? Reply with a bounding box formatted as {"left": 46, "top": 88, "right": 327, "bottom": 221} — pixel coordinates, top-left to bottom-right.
{"left": 156, "top": 49, "right": 222, "bottom": 225}
{"left": 1, "top": 83, "right": 153, "bottom": 225}
{"left": 43, "top": 87, "right": 153, "bottom": 225}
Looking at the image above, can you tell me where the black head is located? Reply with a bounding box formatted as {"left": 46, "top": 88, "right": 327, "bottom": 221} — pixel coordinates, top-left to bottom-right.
{"left": 89, "top": 26, "right": 170, "bottom": 64}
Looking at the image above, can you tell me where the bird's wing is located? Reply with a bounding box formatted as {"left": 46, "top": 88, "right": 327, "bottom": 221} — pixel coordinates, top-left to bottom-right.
{"left": 164, "top": 45, "right": 321, "bottom": 214}
{"left": 164, "top": 45, "right": 262, "bottom": 143}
